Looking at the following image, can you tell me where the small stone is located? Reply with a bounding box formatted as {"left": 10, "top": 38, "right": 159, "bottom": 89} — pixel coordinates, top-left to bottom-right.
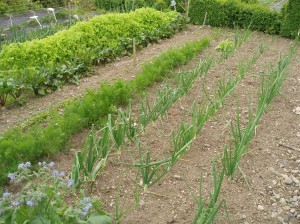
{"left": 291, "top": 176, "right": 299, "bottom": 184}
{"left": 280, "top": 198, "right": 286, "bottom": 204}
{"left": 271, "top": 212, "right": 278, "bottom": 218}
{"left": 283, "top": 205, "right": 290, "bottom": 211}
{"left": 239, "top": 214, "right": 247, "bottom": 220}
{"left": 290, "top": 209, "right": 296, "bottom": 214}
{"left": 274, "top": 192, "right": 280, "bottom": 199}
{"left": 173, "top": 175, "right": 181, "bottom": 180}
{"left": 204, "top": 144, "right": 211, "bottom": 148}
{"left": 282, "top": 174, "right": 293, "bottom": 185}
{"left": 257, "top": 205, "right": 265, "bottom": 211}
{"left": 293, "top": 107, "right": 300, "bottom": 115}
{"left": 272, "top": 180, "right": 277, "bottom": 185}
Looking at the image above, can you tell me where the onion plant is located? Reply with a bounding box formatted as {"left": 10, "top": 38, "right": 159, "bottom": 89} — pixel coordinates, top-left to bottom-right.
{"left": 71, "top": 126, "right": 110, "bottom": 191}
{"left": 191, "top": 163, "right": 229, "bottom": 224}
{"left": 107, "top": 111, "right": 127, "bottom": 153}
{"left": 222, "top": 41, "right": 298, "bottom": 177}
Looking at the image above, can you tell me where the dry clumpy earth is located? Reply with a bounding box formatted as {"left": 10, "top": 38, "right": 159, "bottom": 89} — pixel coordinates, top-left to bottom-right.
{"left": 2, "top": 25, "right": 300, "bottom": 224}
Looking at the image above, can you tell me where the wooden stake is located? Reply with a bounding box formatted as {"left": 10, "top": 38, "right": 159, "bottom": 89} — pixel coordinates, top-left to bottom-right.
{"left": 186, "top": 0, "right": 190, "bottom": 17}
{"left": 203, "top": 12, "right": 207, "bottom": 26}
{"left": 68, "top": 2, "right": 71, "bottom": 28}
{"left": 133, "top": 38, "right": 137, "bottom": 67}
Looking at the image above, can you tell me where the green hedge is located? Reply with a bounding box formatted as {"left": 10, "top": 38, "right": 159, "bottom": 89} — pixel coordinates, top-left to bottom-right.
{"left": 280, "top": 0, "right": 300, "bottom": 38}
{"left": 0, "top": 37, "right": 210, "bottom": 185}
{"left": 0, "top": 8, "right": 186, "bottom": 104}
{"left": 189, "top": 0, "right": 281, "bottom": 34}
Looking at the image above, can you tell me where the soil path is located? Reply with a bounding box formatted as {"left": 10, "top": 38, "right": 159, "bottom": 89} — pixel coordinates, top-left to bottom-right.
{"left": 0, "top": 25, "right": 211, "bottom": 134}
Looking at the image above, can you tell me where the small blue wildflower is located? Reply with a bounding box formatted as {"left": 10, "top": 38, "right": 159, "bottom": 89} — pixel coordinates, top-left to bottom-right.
{"left": 82, "top": 203, "right": 92, "bottom": 217}
{"left": 67, "top": 179, "right": 74, "bottom": 188}
{"left": 2, "top": 192, "right": 11, "bottom": 198}
{"left": 8, "top": 173, "right": 16, "bottom": 181}
{"left": 82, "top": 210, "right": 88, "bottom": 217}
{"left": 18, "top": 163, "right": 25, "bottom": 169}
{"left": 48, "top": 161, "right": 55, "bottom": 167}
{"left": 171, "top": 0, "right": 176, "bottom": 7}
{"left": 52, "top": 170, "right": 59, "bottom": 177}
{"left": 12, "top": 201, "right": 20, "bottom": 207}
{"left": 24, "top": 162, "right": 31, "bottom": 168}
{"left": 83, "top": 197, "right": 90, "bottom": 203}
{"left": 26, "top": 200, "right": 34, "bottom": 207}
{"left": 59, "top": 171, "right": 65, "bottom": 177}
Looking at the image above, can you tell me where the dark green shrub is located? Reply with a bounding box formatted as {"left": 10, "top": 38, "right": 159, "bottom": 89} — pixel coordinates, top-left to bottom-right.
{"left": 39, "top": 0, "right": 67, "bottom": 7}
{"left": 0, "top": 0, "right": 41, "bottom": 14}
{"left": 154, "top": 0, "right": 168, "bottom": 10}
{"left": 190, "top": 0, "right": 281, "bottom": 35}
{"left": 280, "top": 0, "right": 300, "bottom": 38}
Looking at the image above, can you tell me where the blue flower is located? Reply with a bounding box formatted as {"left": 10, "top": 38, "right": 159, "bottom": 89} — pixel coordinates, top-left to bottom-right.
{"left": 67, "top": 179, "right": 74, "bottom": 188}
{"left": 171, "top": 0, "right": 176, "bottom": 7}
{"left": 12, "top": 201, "right": 20, "bottom": 207}
{"left": 18, "top": 163, "right": 25, "bottom": 169}
{"left": 82, "top": 210, "right": 88, "bottom": 217}
{"left": 83, "top": 197, "right": 90, "bottom": 203}
{"left": 2, "top": 192, "right": 11, "bottom": 198}
{"left": 82, "top": 203, "right": 92, "bottom": 217}
{"left": 25, "top": 162, "right": 31, "bottom": 168}
{"left": 59, "top": 171, "right": 65, "bottom": 177}
{"left": 8, "top": 173, "right": 16, "bottom": 180}
{"left": 48, "top": 161, "right": 55, "bottom": 167}
{"left": 52, "top": 170, "right": 59, "bottom": 177}
{"left": 26, "top": 200, "right": 34, "bottom": 207}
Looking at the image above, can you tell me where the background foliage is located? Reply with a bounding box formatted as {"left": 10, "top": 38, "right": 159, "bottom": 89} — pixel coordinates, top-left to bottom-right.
{"left": 189, "top": 0, "right": 281, "bottom": 34}
{"left": 280, "top": 0, "right": 300, "bottom": 38}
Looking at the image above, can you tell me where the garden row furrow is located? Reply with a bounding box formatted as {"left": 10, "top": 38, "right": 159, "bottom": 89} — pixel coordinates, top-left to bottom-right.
{"left": 123, "top": 38, "right": 296, "bottom": 223}
{"left": 126, "top": 37, "right": 294, "bottom": 223}
{"left": 85, "top": 32, "right": 269, "bottom": 221}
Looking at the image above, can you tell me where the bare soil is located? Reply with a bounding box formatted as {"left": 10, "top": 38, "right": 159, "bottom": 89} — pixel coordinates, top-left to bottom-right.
{"left": 4, "top": 26, "right": 300, "bottom": 224}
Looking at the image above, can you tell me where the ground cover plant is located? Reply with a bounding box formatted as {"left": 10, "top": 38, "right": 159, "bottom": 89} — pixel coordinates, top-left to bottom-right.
{"left": 0, "top": 37, "right": 210, "bottom": 185}
{"left": 0, "top": 161, "right": 112, "bottom": 223}
{"left": 0, "top": 8, "right": 186, "bottom": 106}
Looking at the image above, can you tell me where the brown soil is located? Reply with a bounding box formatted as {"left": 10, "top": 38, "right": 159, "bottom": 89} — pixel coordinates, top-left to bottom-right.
{"left": 4, "top": 26, "right": 300, "bottom": 224}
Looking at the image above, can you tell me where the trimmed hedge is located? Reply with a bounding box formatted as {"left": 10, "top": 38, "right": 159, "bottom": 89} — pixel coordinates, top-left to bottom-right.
{"left": 189, "top": 0, "right": 281, "bottom": 35}
{"left": 280, "top": 0, "right": 300, "bottom": 38}
{"left": 0, "top": 37, "right": 210, "bottom": 185}
{"left": 0, "top": 8, "right": 186, "bottom": 103}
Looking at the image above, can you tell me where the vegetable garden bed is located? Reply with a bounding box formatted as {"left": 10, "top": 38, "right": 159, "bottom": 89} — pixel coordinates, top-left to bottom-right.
{"left": 0, "top": 21, "right": 299, "bottom": 224}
